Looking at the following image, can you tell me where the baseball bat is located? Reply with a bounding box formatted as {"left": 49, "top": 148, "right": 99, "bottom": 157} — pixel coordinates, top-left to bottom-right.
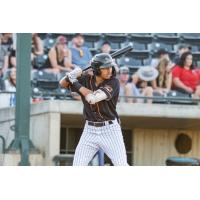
{"left": 59, "top": 44, "right": 133, "bottom": 88}
{"left": 83, "top": 44, "right": 133, "bottom": 71}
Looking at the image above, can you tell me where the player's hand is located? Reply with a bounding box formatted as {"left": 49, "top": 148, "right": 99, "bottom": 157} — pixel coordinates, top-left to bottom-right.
{"left": 66, "top": 66, "right": 82, "bottom": 78}
{"left": 66, "top": 73, "right": 78, "bottom": 84}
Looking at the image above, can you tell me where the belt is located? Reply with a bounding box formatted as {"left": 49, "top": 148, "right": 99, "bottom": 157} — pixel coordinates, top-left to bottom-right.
{"left": 87, "top": 120, "right": 113, "bottom": 127}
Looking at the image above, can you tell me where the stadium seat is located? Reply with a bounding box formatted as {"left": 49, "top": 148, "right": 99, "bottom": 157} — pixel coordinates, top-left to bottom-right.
{"left": 179, "top": 33, "right": 200, "bottom": 43}
{"left": 33, "top": 54, "right": 48, "bottom": 69}
{"left": 166, "top": 156, "right": 200, "bottom": 166}
{"left": 83, "top": 34, "right": 101, "bottom": 48}
{"left": 104, "top": 34, "right": 127, "bottom": 49}
{"left": 143, "top": 58, "right": 151, "bottom": 65}
{"left": 179, "top": 33, "right": 200, "bottom": 38}
{"left": 129, "top": 33, "right": 153, "bottom": 44}
{"left": 154, "top": 33, "right": 179, "bottom": 45}
{"left": 117, "top": 56, "right": 143, "bottom": 67}
{"left": 128, "top": 65, "right": 140, "bottom": 74}
{"left": 133, "top": 41, "right": 147, "bottom": 51}
{"left": 190, "top": 45, "right": 199, "bottom": 52}
{"left": 43, "top": 37, "right": 56, "bottom": 53}
{"left": 31, "top": 70, "right": 58, "bottom": 81}
{"left": 166, "top": 91, "right": 198, "bottom": 105}
{"left": 151, "top": 42, "right": 175, "bottom": 53}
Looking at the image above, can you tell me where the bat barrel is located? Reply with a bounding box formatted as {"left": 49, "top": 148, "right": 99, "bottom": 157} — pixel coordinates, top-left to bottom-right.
{"left": 83, "top": 44, "right": 133, "bottom": 71}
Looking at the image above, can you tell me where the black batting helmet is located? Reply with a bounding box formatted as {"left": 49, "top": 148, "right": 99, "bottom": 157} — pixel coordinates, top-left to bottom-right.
{"left": 91, "top": 53, "right": 116, "bottom": 76}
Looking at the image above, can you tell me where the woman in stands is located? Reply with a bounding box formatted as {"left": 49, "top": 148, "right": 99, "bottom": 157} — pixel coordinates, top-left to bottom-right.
{"left": 2, "top": 68, "right": 16, "bottom": 107}
{"left": 152, "top": 57, "right": 172, "bottom": 95}
{"left": 32, "top": 33, "right": 44, "bottom": 56}
{"left": 172, "top": 51, "right": 200, "bottom": 98}
{"left": 42, "top": 35, "right": 73, "bottom": 74}
{"left": 125, "top": 66, "right": 158, "bottom": 104}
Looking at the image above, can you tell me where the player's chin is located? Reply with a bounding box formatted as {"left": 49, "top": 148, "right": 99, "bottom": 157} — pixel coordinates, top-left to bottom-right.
{"left": 104, "top": 74, "right": 112, "bottom": 79}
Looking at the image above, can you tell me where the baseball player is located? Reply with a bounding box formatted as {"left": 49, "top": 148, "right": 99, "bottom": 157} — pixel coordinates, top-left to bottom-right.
{"left": 59, "top": 53, "right": 128, "bottom": 166}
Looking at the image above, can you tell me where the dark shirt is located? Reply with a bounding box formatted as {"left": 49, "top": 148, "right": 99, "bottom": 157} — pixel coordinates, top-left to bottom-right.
{"left": 71, "top": 74, "right": 120, "bottom": 122}
{"left": 43, "top": 46, "right": 65, "bottom": 69}
{"left": 173, "top": 54, "right": 180, "bottom": 65}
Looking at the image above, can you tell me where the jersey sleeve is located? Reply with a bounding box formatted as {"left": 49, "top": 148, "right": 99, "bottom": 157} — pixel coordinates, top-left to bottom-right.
{"left": 172, "top": 65, "right": 182, "bottom": 78}
{"left": 99, "top": 78, "right": 120, "bottom": 101}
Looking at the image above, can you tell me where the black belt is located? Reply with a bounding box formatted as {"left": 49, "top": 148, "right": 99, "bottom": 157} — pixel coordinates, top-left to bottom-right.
{"left": 87, "top": 120, "right": 113, "bottom": 127}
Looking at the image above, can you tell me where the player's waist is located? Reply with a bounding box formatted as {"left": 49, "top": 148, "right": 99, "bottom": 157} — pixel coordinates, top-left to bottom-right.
{"left": 86, "top": 119, "right": 117, "bottom": 127}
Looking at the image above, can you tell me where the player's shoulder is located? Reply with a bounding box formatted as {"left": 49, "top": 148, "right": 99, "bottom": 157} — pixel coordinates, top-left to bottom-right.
{"left": 105, "top": 76, "right": 119, "bottom": 87}
{"left": 110, "top": 76, "right": 120, "bottom": 83}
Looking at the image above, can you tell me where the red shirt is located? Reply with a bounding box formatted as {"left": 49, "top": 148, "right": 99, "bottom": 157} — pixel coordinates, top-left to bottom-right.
{"left": 172, "top": 65, "right": 200, "bottom": 90}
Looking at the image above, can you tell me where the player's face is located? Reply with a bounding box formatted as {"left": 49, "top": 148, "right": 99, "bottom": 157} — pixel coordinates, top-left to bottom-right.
{"left": 119, "top": 73, "right": 129, "bottom": 82}
{"left": 184, "top": 55, "right": 193, "bottom": 67}
{"left": 74, "top": 36, "right": 84, "bottom": 47}
{"left": 100, "top": 67, "right": 113, "bottom": 79}
{"left": 101, "top": 44, "right": 111, "bottom": 54}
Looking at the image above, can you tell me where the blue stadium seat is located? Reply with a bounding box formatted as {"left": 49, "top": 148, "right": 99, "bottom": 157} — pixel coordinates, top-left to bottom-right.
{"left": 166, "top": 156, "right": 200, "bottom": 166}
{"left": 104, "top": 34, "right": 127, "bottom": 50}
{"left": 179, "top": 33, "right": 200, "bottom": 38}
{"left": 179, "top": 33, "right": 200, "bottom": 43}
{"left": 31, "top": 70, "right": 58, "bottom": 81}
{"left": 43, "top": 37, "right": 56, "bottom": 53}
{"left": 33, "top": 54, "right": 48, "bottom": 69}
{"left": 129, "top": 34, "right": 153, "bottom": 44}
{"left": 83, "top": 34, "right": 101, "bottom": 48}
{"left": 117, "top": 56, "right": 143, "bottom": 67}
{"left": 155, "top": 33, "right": 179, "bottom": 44}
{"left": 143, "top": 58, "right": 151, "bottom": 66}
{"left": 155, "top": 33, "right": 177, "bottom": 36}
{"left": 151, "top": 42, "right": 175, "bottom": 52}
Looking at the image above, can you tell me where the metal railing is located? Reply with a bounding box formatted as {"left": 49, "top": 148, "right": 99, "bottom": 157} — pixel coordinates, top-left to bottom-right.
{"left": 1, "top": 91, "right": 200, "bottom": 104}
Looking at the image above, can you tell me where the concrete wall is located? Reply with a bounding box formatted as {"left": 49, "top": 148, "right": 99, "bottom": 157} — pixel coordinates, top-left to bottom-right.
{"left": 0, "top": 100, "right": 200, "bottom": 166}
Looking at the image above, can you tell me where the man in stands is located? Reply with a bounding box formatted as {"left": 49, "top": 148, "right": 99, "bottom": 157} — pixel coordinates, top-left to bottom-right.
{"left": 71, "top": 33, "right": 92, "bottom": 69}
{"left": 150, "top": 48, "right": 170, "bottom": 68}
{"left": 173, "top": 44, "right": 191, "bottom": 65}
{"left": 100, "top": 41, "right": 111, "bottom": 54}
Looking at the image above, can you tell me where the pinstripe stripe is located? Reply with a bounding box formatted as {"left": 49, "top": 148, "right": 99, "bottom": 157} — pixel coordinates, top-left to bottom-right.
{"left": 73, "top": 119, "right": 128, "bottom": 166}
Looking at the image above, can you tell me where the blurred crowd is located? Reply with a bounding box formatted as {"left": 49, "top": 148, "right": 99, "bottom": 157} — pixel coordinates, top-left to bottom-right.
{"left": 0, "top": 33, "right": 200, "bottom": 108}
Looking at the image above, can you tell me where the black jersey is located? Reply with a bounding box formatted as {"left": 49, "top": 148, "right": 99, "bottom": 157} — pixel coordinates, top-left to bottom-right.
{"left": 70, "top": 74, "right": 120, "bottom": 122}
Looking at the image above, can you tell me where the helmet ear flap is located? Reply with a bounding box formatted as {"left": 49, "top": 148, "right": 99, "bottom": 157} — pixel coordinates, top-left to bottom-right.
{"left": 112, "top": 66, "right": 116, "bottom": 77}
{"left": 94, "top": 67, "right": 101, "bottom": 76}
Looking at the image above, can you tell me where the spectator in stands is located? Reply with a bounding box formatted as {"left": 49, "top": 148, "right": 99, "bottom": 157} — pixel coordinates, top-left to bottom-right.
{"left": 8, "top": 49, "right": 16, "bottom": 69}
{"left": 0, "top": 38, "right": 9, "bottom": 77}
{"left": 125, "top": 66, "right": 158, "bottom": 104}
{"left": 1, "top": 68, "right": 16, "bottom": 107}
{"left": 173, "top": 44, "right": 191, "bottom": 64}
{"left": 32, "top": 33, "right": 44, "bottom": 56}
{"left": 152, "top": 57, "right": 172, "bottom": 95}
{"left": 71, "top": 33, "right": 92, "bottom": 69}
{"left": 118, "top": 66, "right": 130, "bottom": 102}
{"left": 172, "top": 52, "right": 200, "bottom": 99}
{"left": 42, "top": 35, "right": 73, "bottom": 73}
{"left": 4, "top": 67, "right": 16, "bottom": 91}
{"left": 0, "top": 33, "right": 13, "bottom": 51}
{"left": 100, "top": 41, "right": 119, "bottom": 73}
{"left": 150, "top": 48, "right": 170, "bottom": 68}
{"left": 101, "top": 41, "right": 111, "bottom": 54}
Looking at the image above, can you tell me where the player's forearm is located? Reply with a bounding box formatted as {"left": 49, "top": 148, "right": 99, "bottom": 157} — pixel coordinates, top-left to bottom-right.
{"left": 79, "top": 86, "right": 93, "bottom": 96}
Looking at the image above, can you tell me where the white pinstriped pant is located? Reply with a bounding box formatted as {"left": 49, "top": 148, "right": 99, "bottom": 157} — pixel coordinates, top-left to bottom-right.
{"left": 73, "top": 119, "right": 128, "bottom": 166}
